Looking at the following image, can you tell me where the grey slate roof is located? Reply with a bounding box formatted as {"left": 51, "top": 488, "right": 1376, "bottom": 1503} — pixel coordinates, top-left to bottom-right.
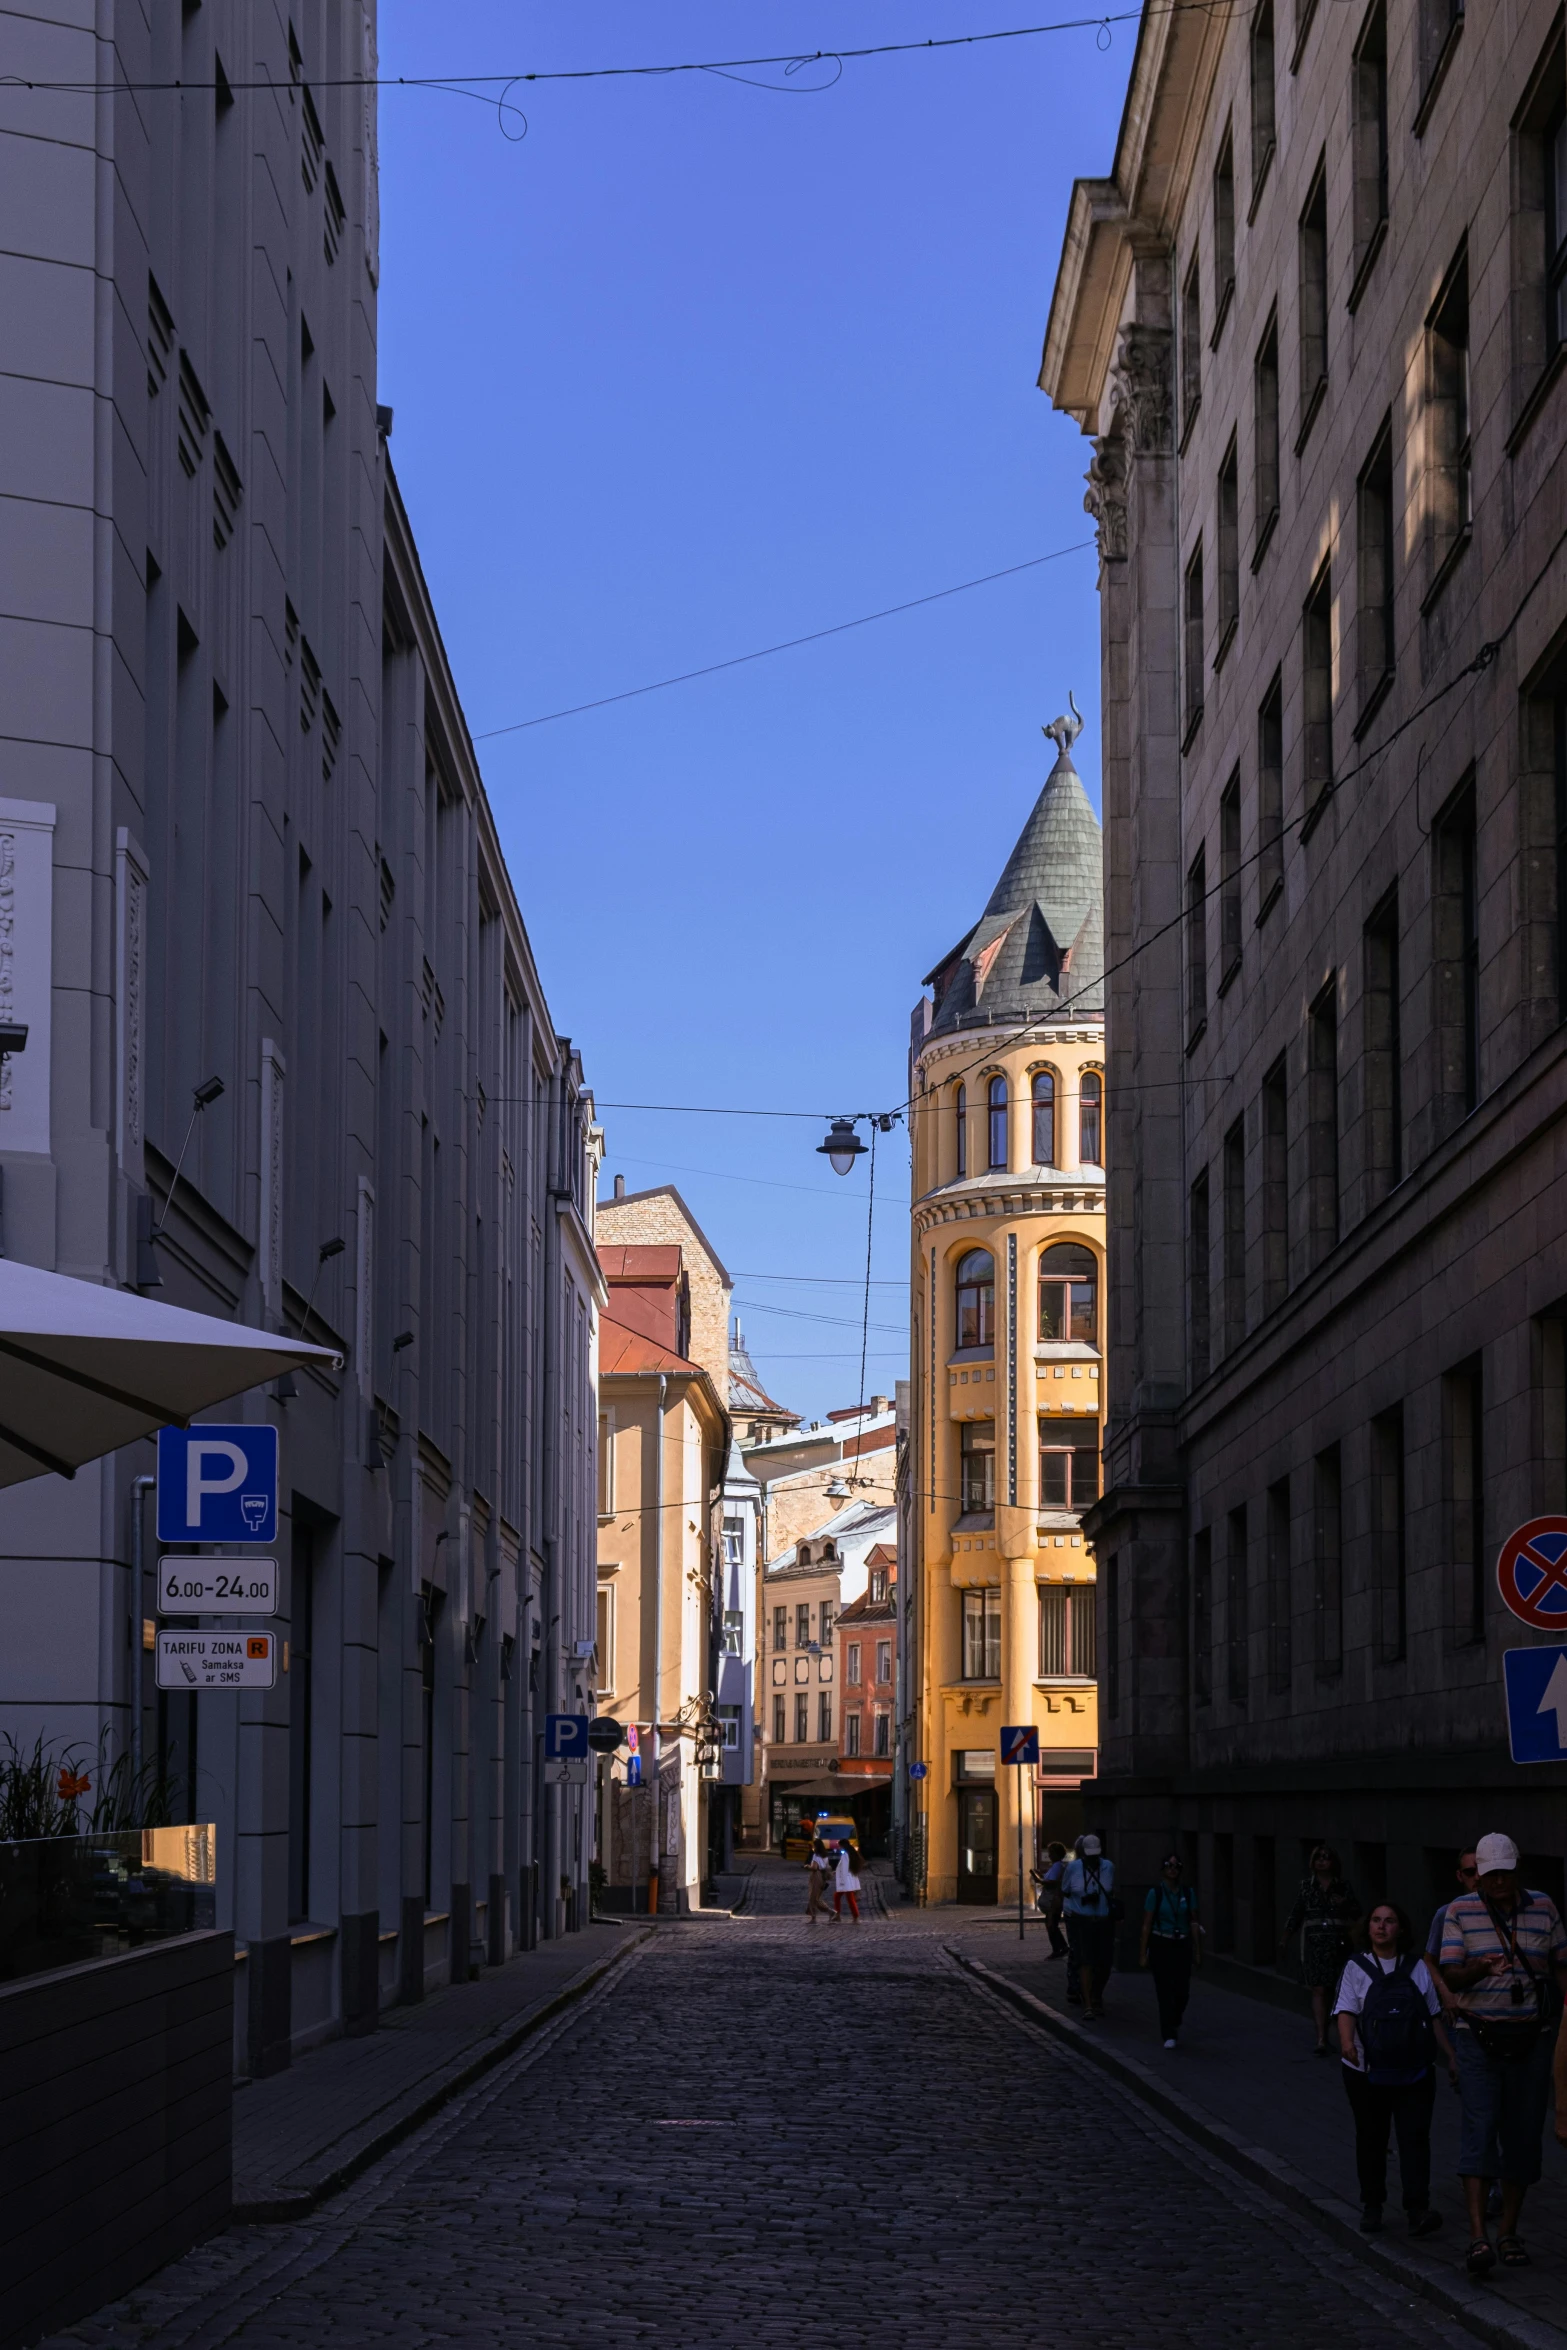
{"left": 925, "top": 732, "right": 1104, "bottom": 1037}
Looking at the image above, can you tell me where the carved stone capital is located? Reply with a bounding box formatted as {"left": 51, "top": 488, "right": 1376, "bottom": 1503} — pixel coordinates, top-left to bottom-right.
{"left": 1084, "top": 435, "right": 1128, "bottom": 563}
{"left": 1109, "top": 322, "right": 1173, "bottom": 456}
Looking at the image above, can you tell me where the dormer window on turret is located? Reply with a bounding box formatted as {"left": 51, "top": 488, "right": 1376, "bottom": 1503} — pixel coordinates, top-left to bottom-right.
{"left": 955, "top": 1084, "right": 967, "bottom": 1179}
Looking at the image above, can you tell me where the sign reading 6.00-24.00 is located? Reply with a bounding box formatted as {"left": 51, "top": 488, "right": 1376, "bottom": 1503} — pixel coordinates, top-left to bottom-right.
{"left": 157, "top": 1557, "right": 278, "bottom": 1615}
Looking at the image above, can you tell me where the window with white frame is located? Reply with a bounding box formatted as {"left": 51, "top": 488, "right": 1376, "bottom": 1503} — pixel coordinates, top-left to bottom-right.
{"left": 847, "top": 1641, "right": 862, "bottom": 1685}
{"left": 844, "top": 1710, "right": 861, "bottom": 1757}
{"left": 596, "top": 1412, "right": 615, "bottom": 1516}
{"left": 873, "top": 1711, "right": 890, "bottom": 1757}
{"left": 722, "top": 1516, "right": 744, "bottom": 1568}
{"left": 876, "top": 1639, "right": 892, "bottom": 1685}
{"left": 595, "top": 1584, "right": 613, "bottom": 1693}
{"left": 722, "top": 1610, "right": 744, "bottom": 1656}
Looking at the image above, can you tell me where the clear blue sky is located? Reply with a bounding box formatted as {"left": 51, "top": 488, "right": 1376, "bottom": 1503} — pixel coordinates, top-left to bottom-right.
{"left": 377, "top": 3, "right": 1131, "bottom": 1424}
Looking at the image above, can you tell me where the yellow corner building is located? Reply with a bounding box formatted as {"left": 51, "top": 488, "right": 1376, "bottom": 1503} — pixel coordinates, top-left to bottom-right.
{"left": 906, "top": 707, "right": 1104, "bottom": 1905}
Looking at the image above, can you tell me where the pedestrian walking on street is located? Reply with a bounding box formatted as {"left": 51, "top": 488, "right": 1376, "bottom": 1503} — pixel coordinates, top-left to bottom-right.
{"left": 1281, "top": 1844, "right": 1361, "bottom": 2055}
{"left": 1037, "top": 1839, "right": 1068, "bottom": 1959}
{"left": 1438, "top": 1831, "right": 1567, "bottom": 2279}
{"left": 805, "top": 1838, "right": 834, "bottom": 1924}
{"left": 833, "top": 1839, "right": 862, "bottom": 1922}
{"left": 1332, "top": 1901, "right": 1455, "bottom": 2237}
{"left": 1141, "top": 1852, "right": 1201, "bottom": 2046}
{"left": 1061, "top": 1832, "right": 1119, "bottom": 2020}
{"left": 1424, "top": 1849, "right": 1479, "bottom": 2015}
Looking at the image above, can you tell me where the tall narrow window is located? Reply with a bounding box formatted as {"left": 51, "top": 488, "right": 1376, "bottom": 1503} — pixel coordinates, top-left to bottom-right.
{"left": 1302, "top": 564, "right": 1334, "bottom": 825}
{"left": 1417, "top": 0, "right": 1463, "bottom": 123}
{"left": 1350, "top": 0, "right": 1389, "bottom": 305}
{"left": 795, "top": 1693, "right": 809, "bottom": 1743}
{"left": 1261, "top": 1053, "right": 1288, "bottom": 1307}
{"left": 1433, "top": 779, "right": 1479, "bottom": 1129}
{"left": 1190, "top": 1168, "right": 1212, "bottom": 1385}
{"left": 955, "top": 1083, "right": 967, "bottom": 1179}
{"left": 1254, "top": 314, "right": 1281, "bottom": 562}
{"left": 1298, "top": 158, "right": 1329, "bottom": 447}
{"left": 1223, "top": 1116, "right": 1247, "bottom": 1352}
{"left": 1550, "top": 95, "right": 1567, "bottom": 355}
{"left": 1226, "top": 1505, "right": 1249, "bottom": 1706}
{"left": 987, "top": 1074, "right": 1008, "bottom": 1171}
{"left": 772, "top": 1695, "right": 785, "bottom": 1742}
{"left": 1219, "top": 770, "right": 1242, "bottom": 983}
{"left": 1039, "top": 1582, "right": 1098, "bottom": 1677}
{"left": 1213, "top": 126, "right": 1236, "bottom": 329}
{"left": 1313, "top": 1443, "right": 1343, "bottom": 1676}
{"left": 1184, "top": 541, "right": 1205, "bottom": 743}
{"left": 1039, "top": 1417, "right": 1102, "bottom": 1510}
{"left": 1251, "top": 0, "right": 1276, "bottom": 204}
{"left": 1446, "top": 1356, "right": 1485, "bottom": 1642}
{"left": 1364, "top": 888, "right": 1402, "bottom": 1201}
{"left": 1372, "top": 1404, "right": 1407, "bottom": 1661}
{"left": 1217, "top": 439, "right": 1240, "bottom": 661}
{"left": 960, "top": 1421, "right": 997, "bottom": 1517}
{"left": 1266, "top": 1477, "right": 1292, "bottom": 1692}
{"left": 1193, "top": 1528, "right": 1213, "bottom": 1705}
{"left": 1355, "top": 417, "right": 1395, "bottom": 724}
{"left": 1258, "top": 670, "right": 1284, "bottom": 912}
{"left": 1038, "top": 1243, "right": 1097, "bottom": 1345}
{"left": 955, "top": 1248, "right": 995, "bottom": 1348}
{"left": 1031, "top": 1069, "right": 1056, "bottom": 1166}
{"left": 1425, "top": 245, "right": 1471, "bottom": 603}
{"left": 1106, "top": 1555, "right": 1121, "bottom": 1717}
{"left": 1513, "top": 33, "right": 1567, "bottom": 409}
{"left": 1079, "top": 1071, "right": 1103, "bottom": 1165}
{"left": 961, "top": 1585, "right": 1002, "bottom": 1679}
{"left": 1186, "top": 845, "right": 1208, "bottom": 1039}
{"left": 1307, "top": 981, "right": 1340, "bottom": 1258}
{"left": 1181, "top": 254, "right": 1202, "bottom": 437}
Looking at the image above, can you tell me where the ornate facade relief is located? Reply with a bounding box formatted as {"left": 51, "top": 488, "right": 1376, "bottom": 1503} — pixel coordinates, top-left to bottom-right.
{"left": 1109, "top": 322, "right": 1173, "bottom": 456}
{"left": 1083, "top": 435, "right": 1128, "bottom": 562}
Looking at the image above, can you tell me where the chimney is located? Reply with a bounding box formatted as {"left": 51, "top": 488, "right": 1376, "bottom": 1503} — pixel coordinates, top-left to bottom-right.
{"left": 613, "top": 1173, "right": 626, "bottom": 1199}
{"left": 872, "top": 1394, "right": 890, "bottom": 1415}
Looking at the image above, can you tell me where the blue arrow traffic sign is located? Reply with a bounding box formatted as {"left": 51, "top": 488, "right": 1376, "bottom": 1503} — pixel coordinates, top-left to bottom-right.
{"left": 1001, "top": 1724, "right": 1040, "bottom": 1766}
{"left": 157, "top": 1424, "right": 278, "bottom": 1545}
{"left": 1503, "top": 1645, "right": 1567, "bottom": 1764}
{"left": 544, "top": 1713, "right": 589, "bottom": 1761}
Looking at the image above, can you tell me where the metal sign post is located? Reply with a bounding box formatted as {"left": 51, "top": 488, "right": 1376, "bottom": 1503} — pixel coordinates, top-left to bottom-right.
{"left": 1001, "top": 1725, "right": 1040, "bottom": 1940}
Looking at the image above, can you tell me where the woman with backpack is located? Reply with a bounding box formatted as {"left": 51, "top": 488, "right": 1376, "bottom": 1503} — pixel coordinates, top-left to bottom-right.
{"left": 1333, "top": 1900, "right": 1456, "bottom": 2236}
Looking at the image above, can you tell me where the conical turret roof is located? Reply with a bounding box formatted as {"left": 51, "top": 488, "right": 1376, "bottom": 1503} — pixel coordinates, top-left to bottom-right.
{"left": 925, "top": 721, "right": 1103, "bottom": 1037}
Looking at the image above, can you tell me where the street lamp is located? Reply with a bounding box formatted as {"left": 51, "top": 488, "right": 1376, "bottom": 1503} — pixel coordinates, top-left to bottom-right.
{"left": 817, "top": 1118, "right": 867, "bottom": 1176}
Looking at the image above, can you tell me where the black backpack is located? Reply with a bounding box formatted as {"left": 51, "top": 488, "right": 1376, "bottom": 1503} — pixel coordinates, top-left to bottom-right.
{"left": 1351, "top": 1954, "right": 1432, "bottom": 2083}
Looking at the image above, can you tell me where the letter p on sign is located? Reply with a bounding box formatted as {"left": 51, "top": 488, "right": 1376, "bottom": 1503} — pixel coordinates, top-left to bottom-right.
{"left": 158, "top": 1425, "right": 278, "bottom": 1545}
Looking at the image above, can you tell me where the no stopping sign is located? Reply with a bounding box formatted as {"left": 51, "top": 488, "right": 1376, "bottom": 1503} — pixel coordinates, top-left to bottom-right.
{"left": 1496, "top": 1517, "right": 1567, "bottom": 1629}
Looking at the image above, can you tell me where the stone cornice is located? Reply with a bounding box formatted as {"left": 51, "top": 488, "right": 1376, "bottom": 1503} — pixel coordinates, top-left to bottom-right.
{"left": 913, "top": 1180, "right": 1105, "bottom": 1237}
{"left": 915, "top": 1023, "right": 1103, "bottom": 1087}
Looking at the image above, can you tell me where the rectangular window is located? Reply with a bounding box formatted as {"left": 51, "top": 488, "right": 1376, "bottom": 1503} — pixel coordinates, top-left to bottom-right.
{"left": 1303, "top": 564, "right": 1334, "bottom": 824}
{"left": 1106, "top": 1554, "right": 1121, "bottom": 1717}
{"left": 1186, "top": 844, "right": 1208, "bottom": 1038}
{"left": 818, "top": 1691, "right": 833, "bottom": 1742}
{"left": 1039, "top": 1417, "right": 1101, "bottom": 1511}
{"left": 794, "top": 1692, "right": 809, "bottom": 1743}
{"left": 722, "top": 1609, "right": 743, "bottom": 1656}
{"left": 1298, "top": 158, "right": 1329, "bottom": 446}
{"left": 1251, "top": 0, "right": 1276, "bottom": 204}
{"left": 716, "top": 1704, "right": 740, "bottom": 1749}
{"left": 847, "top": 1640, "right": 862, "bottom": 1685}
{"left": 597, "top": 1412, "right": 615, "bottom": 1515}
{"left": 962, "top": 1586, "right": 1003, "bottom": 1681}
{"left": 1190, "top": 1167, "right": 1211, "bottom": 1385}
{"left": 1039, "top": 1581, "right": 1097, "bottom": 1677}
{"left": 1258, "top": 670, "right": 1284, "bottom": 911}
{"left": 1512, "top": 30, "right": 1567, "bottom": 408}
{"left": 1350, "top": 0, "right": 1389, "bottom": 304}
{"left": 1446, "top": 1356, "right": 1485, "bottom": 1642}
{"left": 1364, "top": 888, "right": 1402, "bottom": 1201}
{"left": 1193, "top": 1528, "right": 1213, "bottom": 1705}
{"left": 1425, "top": 245, "right": 1471, "bottom": 602}
{"left": 819, "top": 1600, "right": 835, "bottom": 1645}
{"left": 845, "top": 1709, "right": 861, "bottom": 1757}
{"left": 1219, "top": 769, "right": 1242, "bottom": 982}
{"left": 1181, "top": 254, "right": 1202, "bottom": 435}
{"left": 797, "top": 1602, "right": 812, "bottom": 1647}
{"left": 773, "top": 1695, "right": 785, "bottom": 1742}
{"left": 1223, "top": 1116, "right": 1247, "bottom": 1354}
{"left": 1254, "top": 313, "right": 1281, "bottom": 559}
{"left": 1313, "top": 1443, "right": 1343, "bottom": 1676}
{"left": 597, "top": 1585, "right": 615, "bottom": 1690}
{"left": 1433, "top": 778, "right": 1479, "bottom": 1129}
{"left": 1226, "top": 1505, "right": 1249, "bottom": 1706}
{"left": 960, "top": 1419, "right": 997, "bottom": 1516}
{"left": 773, "top": 1605, "right": 788, "bottom": 1653}
{"left": 1217, "top": 439, "right": 1239, "bottom": 658}
{"left": 873, "top": 1711, "right": 890, "bottom": 1758}
{"left": 1372, "top": 1404, "right": 1407, "bottom": 1661}
{"left": 1356, "top": 417, "right": 1395, "bottom": 723}
{"left": 876, "top": 1639, "right": 892, "bottom": 1684}
{"left": 1417, "top": 0, "right": 1463, "bottom": 122}
{"left": 1184, "top": 542, "right": 1205, "bottom": 744}
{"left": 1266, "top": 1477, "right": 1291, "bottom": 1693}
{"left": 1307, "top": 982, "right": 1340, "bottom": 1259}
{"left": 1214, "top": 126, "right": 1236, "bottom": 328}
{"left": 721, "top": 1515, "right": 743, "bottom": 1568}
{"left": 1261, "top": 1054, "right": 1288, "bottom": 1307}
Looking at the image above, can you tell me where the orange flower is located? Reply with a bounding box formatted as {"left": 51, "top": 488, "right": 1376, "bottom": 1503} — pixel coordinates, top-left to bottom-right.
{"left": 57, "top": 1767, "right": 92, "bottom": 1801}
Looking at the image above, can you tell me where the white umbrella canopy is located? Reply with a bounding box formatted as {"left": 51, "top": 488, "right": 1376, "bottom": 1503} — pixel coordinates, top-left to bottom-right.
{"left": 0, "top": 1258, "right": 343, "bottom": 1487}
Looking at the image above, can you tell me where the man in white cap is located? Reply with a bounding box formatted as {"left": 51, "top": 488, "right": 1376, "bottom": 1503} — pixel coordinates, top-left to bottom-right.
{"left": 1438, "top": 1830, "right": 1567, "bottom": 2279}
{"left": 1060, "top": 1832, "right": 1117, "bottom": 2021}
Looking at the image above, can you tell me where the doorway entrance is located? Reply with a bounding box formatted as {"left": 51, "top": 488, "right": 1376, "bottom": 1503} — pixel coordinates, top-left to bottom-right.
{"left": 956, "top": 1787, "right": 998, "bottom": 1903}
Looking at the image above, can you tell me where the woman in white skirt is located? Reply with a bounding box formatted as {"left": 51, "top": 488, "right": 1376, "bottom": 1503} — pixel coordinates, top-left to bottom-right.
{"left": 833, "top": 1840, "right": 862, "bottom": 1922}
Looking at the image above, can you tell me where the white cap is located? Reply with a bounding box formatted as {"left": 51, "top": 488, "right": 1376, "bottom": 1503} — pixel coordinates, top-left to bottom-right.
{"left": 1080, "top": 1833, "right": 1103, "bottom": 1856}
{"left": 1475, "top": 1832, "right": 1519, "bottom": 1875}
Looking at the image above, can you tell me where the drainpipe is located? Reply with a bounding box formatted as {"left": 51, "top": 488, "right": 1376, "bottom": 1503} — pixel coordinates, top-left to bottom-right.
{"left": 129, "top": 1474, "right": 156, "bottom": 1803}
{"left": 648, "top": 1372, "right": 666, "bottom": 1915}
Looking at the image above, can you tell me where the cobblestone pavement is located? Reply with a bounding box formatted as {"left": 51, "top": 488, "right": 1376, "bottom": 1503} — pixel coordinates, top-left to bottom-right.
{"left": 51, "top": 1876, "right": 1483, "bottom": 2350}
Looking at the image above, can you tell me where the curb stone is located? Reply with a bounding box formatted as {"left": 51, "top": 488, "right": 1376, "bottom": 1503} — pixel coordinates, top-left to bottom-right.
{"left": 951, "top": 1950, "right": 1567, "bottom": 2350}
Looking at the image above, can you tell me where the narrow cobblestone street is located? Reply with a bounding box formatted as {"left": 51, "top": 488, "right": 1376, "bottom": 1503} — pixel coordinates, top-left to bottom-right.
{"left": 47, "top": 1868, "right": 1486, "bottom": 2350}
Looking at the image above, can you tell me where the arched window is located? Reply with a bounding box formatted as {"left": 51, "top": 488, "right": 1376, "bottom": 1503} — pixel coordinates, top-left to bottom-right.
{"left": 955, "top": 1084, "right": 967, "bottom": 1179}
{"left": 1080, "top": 1071, "right": 1103, "bottom": 1165}
{"left": 1038, "top": 1241, "right": 1098, "bottom": 1345}
{"left": 1031, "top": 1070, "right": 1056, "bottom": 1167}
{"left": 955, "top": 1248, "right": 995, "bottom": 1349}
{"left": 987, "top": 1075, "right": 1008, "bottom": 1170}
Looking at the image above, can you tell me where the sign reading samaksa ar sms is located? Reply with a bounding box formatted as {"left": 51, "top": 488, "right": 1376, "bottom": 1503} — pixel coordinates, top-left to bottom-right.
{"left": 157, "top": 1425, "right": 278, "bottom": 1545}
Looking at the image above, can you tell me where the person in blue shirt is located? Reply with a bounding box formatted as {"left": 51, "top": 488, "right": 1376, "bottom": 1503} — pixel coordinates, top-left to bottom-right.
{"left": 1140, "top": 1852, "right": 1202, "bottom": 2046}
{"left": 1060, "top": 1833, "right": 1117, "bottom": 2020}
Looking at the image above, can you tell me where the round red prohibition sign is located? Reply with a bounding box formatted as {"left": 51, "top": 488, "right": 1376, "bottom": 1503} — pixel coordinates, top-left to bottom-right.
{"left": 1496, "top": 1517, "right": 1567, "bottom": 1628}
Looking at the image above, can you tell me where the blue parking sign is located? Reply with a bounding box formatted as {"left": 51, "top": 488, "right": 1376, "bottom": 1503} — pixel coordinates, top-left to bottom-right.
{"left": 157, "top": 1425, "right": 278, "bottom": 1545}
{"left": 545, "top": 1713, "right": 589, "bottom": 1761}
